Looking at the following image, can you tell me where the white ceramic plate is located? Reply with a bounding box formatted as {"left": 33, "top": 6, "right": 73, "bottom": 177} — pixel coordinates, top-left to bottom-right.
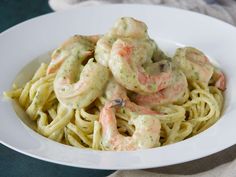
{"left": 0, "top": 4, "right": 236, "bottom": 170}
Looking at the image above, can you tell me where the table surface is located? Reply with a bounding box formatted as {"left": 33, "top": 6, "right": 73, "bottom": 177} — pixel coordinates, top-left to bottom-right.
{"left": 0, "top": 1, "right": 114, "bottom": 176}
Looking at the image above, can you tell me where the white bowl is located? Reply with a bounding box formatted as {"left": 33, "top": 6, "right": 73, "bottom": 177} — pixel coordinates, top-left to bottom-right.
{"left": 0, "top": 4, "right": 236, "bottom": 170}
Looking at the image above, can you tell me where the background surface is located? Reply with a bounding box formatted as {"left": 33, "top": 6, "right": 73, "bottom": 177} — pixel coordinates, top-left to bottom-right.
{"left": 0, "top": 0, "right": 114, "bottom": 176}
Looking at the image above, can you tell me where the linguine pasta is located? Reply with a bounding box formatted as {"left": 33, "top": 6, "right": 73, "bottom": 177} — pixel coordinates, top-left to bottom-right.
{"left": 4, "top": 61, "right": 224, "bottom": 150}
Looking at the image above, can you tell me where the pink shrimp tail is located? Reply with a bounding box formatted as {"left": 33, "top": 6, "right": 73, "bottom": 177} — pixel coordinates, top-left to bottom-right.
{"left": 215, "top": 71, "right": 226, "bottom": 91}
{"left": 99, "top": 105, "right": 117, "bottom": 134}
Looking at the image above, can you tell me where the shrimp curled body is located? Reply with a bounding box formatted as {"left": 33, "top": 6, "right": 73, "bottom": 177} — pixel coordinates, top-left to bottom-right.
{"left": 100, "top": 104, "right": 161, "bottom": 151}
{"left": 173, "top": 47, "right": 214, "bottom": 83}
{"left": 52, "top": 35, "right": 109, "bottom": 109}
{"left": 95, "top": 17, "right": 150, "bottom": 67}
{"left": 173, "top": 47, "right": 226, "bottom": 90}
{"left": 54, "top": 59, "right": 109, "bottom": 109}
{"left": 134, "top": 71, "right": 188, "bottom": 107}
{"left": 109, "top": 39, "right": 173, "bottom": 94}
{"left": 100, "top": 80, "right": 161, "bottom": 151}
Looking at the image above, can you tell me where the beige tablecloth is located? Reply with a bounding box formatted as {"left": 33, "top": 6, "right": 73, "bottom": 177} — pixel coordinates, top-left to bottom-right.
{"left": 48, "top": 0, "right": 236, "bottom": 176}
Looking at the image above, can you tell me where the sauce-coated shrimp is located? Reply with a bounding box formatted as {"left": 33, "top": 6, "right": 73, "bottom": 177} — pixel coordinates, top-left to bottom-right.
{"left": 95, "top": 17, "right": 155, "bottom": 67}
{"left": 106, "top": 40, "right": 188, "bottom": 106}
{"left": 173, "top": 47, "right": 226, "bottom": 90}
{"left": 134, "top": 70, "right": 188, "bottom": 107}
{"left": 100, "top": 80, "right": 161, "bottom": 151}
{"left": 173, "top": 47, "right": 213, "bottom": 83}
{"left": 100, "top": 103, "right": 161, "bottom": 151}
{"left": 109, "top": 38, "right": 174, "bottom": 94}
{"left": 47, "top": 35, "right": 100, "bottom": 74}
{"left": 107, "top": 17, "right": 148, "bottom": 39}
{"left": 54, "top": 58, "right": 109, "bottom": 109}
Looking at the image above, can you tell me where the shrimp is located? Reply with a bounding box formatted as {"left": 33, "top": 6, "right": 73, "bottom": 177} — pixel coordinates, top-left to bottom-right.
{"left": 108, "top": 38, "right": 174, "bottom": 94}
{"left": 211, "top": 68, "right": 226, "bottom": 91}
{"left": 47, "top": 35, "right": 100, "bottom": 74}
{"left": 173, "top": 47, "right": 214, "bottom": 83}
{"left": 95, "top": 17, "right": 155, "bottom": 67}
{"left": 173, "top": 47, "right": 226, "bottom": 90}
{"left": 107, "top": 17, "right": 148, "bottom": 39}
{"left": 100, "top": 103, "right": 161, "bottom": 151}
{"left": 106, "top": 40, "right": 188, "bottom": 106}
{"left": 99, "top": 80, "right": 161, "bottom": 151}
{"left": 134, "top": 70, "right": 188, "bottom": 107}
{"left": 54, "top": 57, "right": 109, "bottom": 109}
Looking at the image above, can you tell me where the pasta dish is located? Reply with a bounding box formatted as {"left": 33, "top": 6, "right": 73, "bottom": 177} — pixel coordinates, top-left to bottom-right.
{"left": 4, "top": 17, "right": 225, "bottom": 151}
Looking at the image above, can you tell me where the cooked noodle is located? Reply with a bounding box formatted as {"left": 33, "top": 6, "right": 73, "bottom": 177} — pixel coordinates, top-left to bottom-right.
{"left": 4, "top": 62, "right": 223, "bottom": 149}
